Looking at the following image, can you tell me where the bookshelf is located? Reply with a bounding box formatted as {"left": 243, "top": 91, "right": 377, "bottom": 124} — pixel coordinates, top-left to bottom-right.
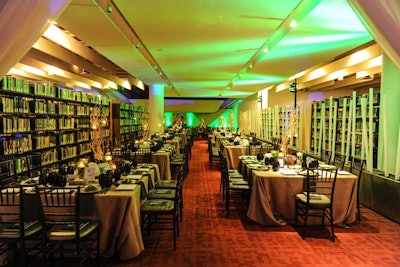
{"left": 112, "top": 101, "right": 149, "bottom": 147}
{"left": 310, "top": 89, "right": 379, "bottom": 169}
{"left": 0, "top": 76, "right": 110, "bottom": 184}
{"left": 260, "top": 104, "right": 299, "bottom": 149}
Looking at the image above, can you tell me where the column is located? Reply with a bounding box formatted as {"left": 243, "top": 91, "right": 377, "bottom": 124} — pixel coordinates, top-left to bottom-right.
{"left": 378, "top": 53, "right": 400, "bottom": 175}
{"left": 149, "top": 84, "right": 164, "bottom": 135}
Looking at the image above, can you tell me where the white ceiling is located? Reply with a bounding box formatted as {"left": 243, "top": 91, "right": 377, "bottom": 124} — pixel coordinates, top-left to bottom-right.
{"left": 53, "top": 0, "right": 372, "bottom": 101}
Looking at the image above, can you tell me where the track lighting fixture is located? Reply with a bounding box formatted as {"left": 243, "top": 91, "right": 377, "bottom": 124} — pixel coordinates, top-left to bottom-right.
{"left": 107, "top": 1, "right": 112, "bottom": 13}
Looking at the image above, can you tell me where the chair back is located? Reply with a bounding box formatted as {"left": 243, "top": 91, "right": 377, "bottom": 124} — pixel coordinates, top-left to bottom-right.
{"left": 349, "top": 156, "right": 366, "bottom": 176}
{"left": 303, "top": 167, "right": 338, "bottom": 203}
{"left": 0, "top": 159, "right": 16, "bottom": 186}
{"left": 320, "top": 150, "right": 332, "bottom": 165}
{"left": 220, "top": 156, "right": 229, "bottom": 184}
{"left": 333, "top": 153, "right": 346, "bottom": 170}
{"left": 36, "top": 186, "right": 82, "bottom": 238}
{"left": 0, "top": 185, "right": 25, "bottom": 235}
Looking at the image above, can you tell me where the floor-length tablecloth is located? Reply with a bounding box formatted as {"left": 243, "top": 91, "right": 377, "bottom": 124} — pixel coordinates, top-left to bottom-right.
{"left": 151, "top": 151, "right": 172, "bottom": 180}
{"left": 247, "top": 170, "right": 358, "bottom": 226}
{"left": 223, "top": 145, "right": 247, "bottom": 169}
{"left": 95, "top": 186, "right": 144, "bottom": 260}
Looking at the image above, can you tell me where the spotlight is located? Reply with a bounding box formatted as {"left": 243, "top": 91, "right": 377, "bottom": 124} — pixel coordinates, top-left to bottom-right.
{"left": 106, "top": 1, "right": 112, "bottom": 13}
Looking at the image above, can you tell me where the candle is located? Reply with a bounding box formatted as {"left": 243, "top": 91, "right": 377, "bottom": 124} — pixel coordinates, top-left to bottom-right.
{"left": 104, "top": 153, "right": 112, "bottom": 162}
{"left": 110, "top": 163, "right": 117, "bottom": 171}
{"left": 77, "top": 161, "right": 86, "bottom": 169}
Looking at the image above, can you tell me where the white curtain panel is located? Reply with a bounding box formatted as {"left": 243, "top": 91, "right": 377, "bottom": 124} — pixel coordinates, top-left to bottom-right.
{"left": 0, "top": 0, "right": 71, "bottom": 79}
{"left": 348, "top": 0, "right": 400, "bottom": 69}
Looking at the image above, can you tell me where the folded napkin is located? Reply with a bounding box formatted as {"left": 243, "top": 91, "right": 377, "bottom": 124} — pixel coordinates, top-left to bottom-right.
{"left": 137, "top": 168, "right": 151, "bottom": 172}
{"left": 116, "top": 184, "right": 137, "bottom": 191}
{"left": 279, "top": 169, "right": 297, "bottom": 175}
{"left": 126, "top": 174, "right": 142, "bottom": 180}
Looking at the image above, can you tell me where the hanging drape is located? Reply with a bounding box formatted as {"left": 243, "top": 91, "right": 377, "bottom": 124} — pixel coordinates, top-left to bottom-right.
{"left": 348, "top": 0, "right": 400, "bottom": 69}
{"left": 0, "top": 0, "right": 71, "bottom": 79}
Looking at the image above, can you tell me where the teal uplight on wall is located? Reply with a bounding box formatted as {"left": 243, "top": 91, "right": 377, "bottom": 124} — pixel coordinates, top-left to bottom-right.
{"left": 164, "top": 112, "right": 173, "bottom": 128}
{"left": 209, "top": 109, "right": 234, "bottom": 128}
{"left": 186, "top": 112, "right": 194, "bottom": 127}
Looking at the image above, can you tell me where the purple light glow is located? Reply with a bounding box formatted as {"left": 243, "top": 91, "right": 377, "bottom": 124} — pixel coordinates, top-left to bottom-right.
{"left": 48, "top": 0, "right": 69, "bottom": 16}
{"left": 307, "top": 92, "right": 325, "bottom": 103}
{"left": 165, "top": 99, "right": 195, "bottom": 106}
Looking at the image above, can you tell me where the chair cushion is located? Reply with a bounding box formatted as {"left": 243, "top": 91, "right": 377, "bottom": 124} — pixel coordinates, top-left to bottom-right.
{"left": 148, "top": 189, "right": 176, "bottom": 199}
{"left": 141, "top": 199, "right": 175, "bottom": 212}
{"left": 229, "top": 173, "right": 244, "bottom": 179}
{"left": 155, "top": 180, "right": 177, "bottom": 189}
{"left": 229, "top": 181, "right": 249, "bottom": 190}
{"left": 295, "top": 193, "right": 331, "bottom": 205}
{"left": 48, "top": 221, "right": 99, "bottom": 241}
{"left": 0, "top": 220, "right": 41, "bottom": 238}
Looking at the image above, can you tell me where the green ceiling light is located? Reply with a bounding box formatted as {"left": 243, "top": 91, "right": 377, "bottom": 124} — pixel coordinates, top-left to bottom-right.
{"left": 106, "top": 1, "right": 112, "bottom": 13}
{"left": 225, "top": 0, "right": 322, "bottom": 92}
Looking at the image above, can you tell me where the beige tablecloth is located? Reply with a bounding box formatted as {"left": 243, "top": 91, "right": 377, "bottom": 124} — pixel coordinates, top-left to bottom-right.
{"left": 151, "top": 152, "right": 172, "bottom": 180}
{"left": 95, "top": 185, "right": 144, "bottom": 260}
{"left": 247, "top": 170, "right": 358, "bottom": 226}
{"left": 166, "top": 139, "right": 180, "bottom": 154}
{"left": 223, "top": 146, "right": 247, "bottom": 169}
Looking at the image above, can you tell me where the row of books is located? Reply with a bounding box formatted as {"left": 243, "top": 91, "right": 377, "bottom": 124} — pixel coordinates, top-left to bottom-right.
{"left": 120, "top": 118, "right": 140, "bottom": 127}
{"left": 77, "top": 105, "right": 91, "bottom": 116}
{"left": 1, "top": 77, "right": 110, "bottom": 106}
{"left": 59, "top": 133, "right": 76, "bottom": 145}
{"left": 59, "top": 146, "right": 77, "bottom": 160}
{"left": 0, "top": 97, "right": 99, "bottom": 116}
{"left": 120, "top": 102, "right": 148, "bottom": 112}
{"left": 79, "top": 143, "right": 91, "bottom": 154}
{"left": 121, "top": 125, "right": 140, "bottom": 133}
{"left": 1, "top": 117, "right": 31, "bottom": 133}
{"left": 35, "top": 118, "right": 57, "bottom": 131}
{"left": 0, "top": 136, "right": 32, "bottom": 155}
{"left": 0, "top": 96, "right": 30, "bottom": 113}
{"left": 59, "top": 118, "right": 76, "bottom": 130}
{"left": 33, "top": 135, "right": 57, "bottom": 150}
{"left": 1, "top": 76, "right": 30, "bottom": 94}
{"left": 77, "top": 131, "right": 90, "bottom": 142}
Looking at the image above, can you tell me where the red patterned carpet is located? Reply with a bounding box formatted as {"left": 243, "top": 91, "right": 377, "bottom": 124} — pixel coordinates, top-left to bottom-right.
{"left": 28, "top": 139, "right": 400, "bottom": 267}
{"left": 100, "top": 139, "right": 400, "bottom": 267}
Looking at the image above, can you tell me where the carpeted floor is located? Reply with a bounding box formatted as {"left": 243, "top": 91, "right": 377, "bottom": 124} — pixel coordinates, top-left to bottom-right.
{"left": 100, "top": 139, "right": 400, "bottom": 267}
{"left": 27, "top": 139, "right": 400, "bottom": 266}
